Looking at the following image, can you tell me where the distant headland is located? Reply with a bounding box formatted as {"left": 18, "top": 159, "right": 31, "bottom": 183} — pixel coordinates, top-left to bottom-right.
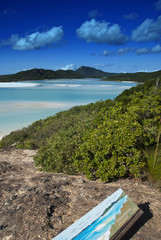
{"left": 0, "top": 66, "right": 160, "bottom": 83}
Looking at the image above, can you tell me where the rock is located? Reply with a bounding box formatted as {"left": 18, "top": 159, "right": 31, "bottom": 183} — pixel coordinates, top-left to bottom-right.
{"left": 10, "top": 195, "right": 17, "bottom": 200}
{"left": 4, "top": 199, "right": 11, "bottom": 206}
{"left": 0, "top": 148, "right": 161, "bottom": 240}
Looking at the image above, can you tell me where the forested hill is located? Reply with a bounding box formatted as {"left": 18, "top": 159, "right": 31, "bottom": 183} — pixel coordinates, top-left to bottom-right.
{"left": 1, "top": 77, "right": 161, "bottom": 185}
{"left": 0, "top": 67, "right": 160, "bottom": 82}
{"left": 75, "top": 66, "right": 117, "bottom": 78}
{"left": 0, "top": 68, "right": 84, "bottom": 82}
{"left": 0, "top": 67, "right": 117, "bottom": 82}
{"left": 104, "top": 70, "right": 161, "bottom": 83}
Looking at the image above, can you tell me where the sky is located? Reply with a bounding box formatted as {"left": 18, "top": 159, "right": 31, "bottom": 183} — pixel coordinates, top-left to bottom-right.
{"left": 0, "top": 0, "right": 161, "bottom": 74}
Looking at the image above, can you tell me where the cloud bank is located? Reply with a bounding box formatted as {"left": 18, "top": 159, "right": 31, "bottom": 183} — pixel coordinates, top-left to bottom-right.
{"left": 88, "top": 9, "right": 103, "bottom": 19}
{"left": 155, "top": 0, "right": 161, "bottom": 11}
{"left": 102, "top": 44, "right": 161, "bottom": 56}
{"left": 132, "top": 16, "right": 161, "bottom": 42}
{"left": 103, "top": 50, "right": 113, "bottom": 56}
{"left": 123, "top": 12, "right": 138, "bottom": 20}
{"left": 5, "top": 26, "right": 64, "bottom": 50}
{"left": 151, "top": 44, "right": 161, "bottom": 53}
{"left": 76, "top": 19, "right": 127, "bottom": 45}
{"left": 60, "top": 64, "right": 77, "bottom": 70}
{"left": 0, "top": 8, "right": 15, "bottom": 16}
{"left": 118, "top": 47, "right": 131, "bottom": 55}
{"left": 93, "top": 63, "right": 114, "bottom": 69}
{"left": 136, "top": 48, "right": 149, "bottom": 55}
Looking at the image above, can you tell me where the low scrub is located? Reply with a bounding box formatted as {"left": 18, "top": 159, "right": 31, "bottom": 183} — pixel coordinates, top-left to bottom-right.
{"left": 1, "top": 79, "right": 161, "bottom": 182}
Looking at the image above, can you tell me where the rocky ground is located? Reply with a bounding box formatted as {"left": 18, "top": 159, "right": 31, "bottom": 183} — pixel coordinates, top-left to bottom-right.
{"left": 0, "top": 148, "right": 161, "bottom": 240}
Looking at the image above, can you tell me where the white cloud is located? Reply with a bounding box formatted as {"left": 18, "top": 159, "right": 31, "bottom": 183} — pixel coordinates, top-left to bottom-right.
{"left": 136, "top": 48, "right": 149, "bottom": 55}
{"left": 93, "top": 63, "right": 114, "bottom": 69}
{"left": 123, "top": 12, "right": 138, "bottom": 20}
{"left": 103, "top": 50, "right": 113, "bottom": 56}
{"left": 103, "top": 47, "right": 132, "bottom": 56}
{"left": 3, "top": 26, "right": 64, "bottom": 50}
{"left": 118, "top": 47, "right": 131, "bottom": 55}
{"left": 0, "top": 8, "right": 15, "bottom": 16}
{"left": 76, "top": 19, "right": 127, "bottom": 45}
{"left": 102, "top": 45, "right": 161, "bottom": 57}
{"left": 151, "top": 44, "right": 161, "bottom": 53}
{"left": 88, "top": 9, "right": 103, "bottom": 19}
{"left": 131, "top": 16, "right": 161, "bottom": 42}
{"left": 155, "top": 0, "right": 161, "bottom": 10}
{"left": 60, "top": 64, "right": 77, "bottom": 71}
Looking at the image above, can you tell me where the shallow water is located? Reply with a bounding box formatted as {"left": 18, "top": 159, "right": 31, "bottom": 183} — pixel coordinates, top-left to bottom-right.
{"left": 0, "top": 78, "right": 137, "bottom": 138}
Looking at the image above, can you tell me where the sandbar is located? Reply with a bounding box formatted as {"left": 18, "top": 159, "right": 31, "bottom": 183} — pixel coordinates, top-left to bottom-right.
{"left": 0, "top": 82, "right": 41, "bottom": 88}
{"left": 0, "top": 101, "right": 76, "bottom": 140}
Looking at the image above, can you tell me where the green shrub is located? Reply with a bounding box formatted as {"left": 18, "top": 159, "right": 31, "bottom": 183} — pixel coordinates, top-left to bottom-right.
{"left": 1, "top": 79, "right": 161, "bottom": 182}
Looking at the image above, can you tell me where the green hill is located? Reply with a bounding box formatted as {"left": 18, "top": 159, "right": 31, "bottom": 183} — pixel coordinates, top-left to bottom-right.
{"left": 0, "top": 66, "right": 118, "bottom": 82}
{"left": 0, "top": 68, "right": 84, "bottom": 82}
{"left": 104, "top": 70, "right": 161, "bottom": 83}
{"left": 76, "top": 66, "right": 117, "bottom": 78}
{"left": 1, "top": 67, "right": 160, "bottom": 83}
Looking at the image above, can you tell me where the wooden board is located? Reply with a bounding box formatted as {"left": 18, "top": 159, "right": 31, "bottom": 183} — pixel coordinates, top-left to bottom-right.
{"left": 110, "top": 209, "right": 143, "bottom": 240}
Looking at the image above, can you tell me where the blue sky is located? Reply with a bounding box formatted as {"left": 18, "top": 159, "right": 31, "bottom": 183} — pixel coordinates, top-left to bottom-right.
{"left": 0, "top": 0, "right": 161, "bottom": 74}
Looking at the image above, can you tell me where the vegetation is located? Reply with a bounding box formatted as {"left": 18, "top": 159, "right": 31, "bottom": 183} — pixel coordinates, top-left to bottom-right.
{"left": 0, "top": 67, "right": 160, "bottom": 84}
{"left": 0, "top": 68, "right": 84, "bottom": 82}
{"left": 0, "top": 66, "right": 116, "bottom": 82}
{"left": 104, "top": 70, "right": 161, "bottom": 83}
{"left": 144, "top": 124, "right": 161, "bottom": 181}
{"left": 0, "top": 77, "right": 161, "bottom": 183}
{"left": 76, "top": 66, "right": 117, "bottom": 78}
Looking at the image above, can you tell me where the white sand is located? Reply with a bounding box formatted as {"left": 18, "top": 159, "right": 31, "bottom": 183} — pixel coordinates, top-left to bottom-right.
{"left": 0, "top": 126, "right": 25, "bottom": 140}
{"left": 0, "top": 101, "right": 76, "bottom": 140}
{"left": 0, "top": 101, "right": 75, "bottom": 113}
{"left": 0, "top": 82, "right": 41, "bottom": 88}
{"left": 53, "top": 84, "right": 82, "bottom": 88}
{"left": 13, "top": 101, "right": 74, "bottom": 109}
{"left": 0, "top": 131, "right": 9, "bottom": 140}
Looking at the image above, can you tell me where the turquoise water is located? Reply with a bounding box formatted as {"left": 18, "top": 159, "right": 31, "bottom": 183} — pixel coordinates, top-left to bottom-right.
{"left": 73, "top": 196, "right": 128, "bottom": 240}
{"left": 0, "top": 79, "right": 137, "bottom": 137}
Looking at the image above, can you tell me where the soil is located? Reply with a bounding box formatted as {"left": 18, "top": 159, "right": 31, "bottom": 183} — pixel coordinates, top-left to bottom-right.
{"left": 0, "top": 147, "right": 161, "bottom": 240}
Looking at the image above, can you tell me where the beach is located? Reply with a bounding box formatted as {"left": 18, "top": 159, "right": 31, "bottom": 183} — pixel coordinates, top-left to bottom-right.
{"left": 0, "top": 101, "right": 75, "bottom": 139}
{"left": 0, "top": 79, "right": 137, "bottom": 140}
{"left": 0, "top": 131, "right": 8, "bottom": 140}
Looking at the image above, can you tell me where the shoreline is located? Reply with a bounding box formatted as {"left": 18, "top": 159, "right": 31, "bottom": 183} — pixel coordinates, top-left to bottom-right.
{"left": 0, "top": 132, "right": 8, "bottom": 140}
{"left": 0, "top": 100, "right": 74, "bottom": 110}
{"left": 0, "top": 82, "right": 41, "bottom": 88}
{"left": 0, "top": 127, "right": 22, "bottom": 140}
{"left": 0, "top": 101, "right": 76, "bottom": 140}
{"left": 0, "top": 80, "right": 137, "bottom": 141}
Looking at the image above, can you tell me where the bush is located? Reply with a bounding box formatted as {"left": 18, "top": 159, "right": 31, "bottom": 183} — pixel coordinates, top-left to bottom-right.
{"left": 1, "top": 79, "right": 161, "bottom": 182}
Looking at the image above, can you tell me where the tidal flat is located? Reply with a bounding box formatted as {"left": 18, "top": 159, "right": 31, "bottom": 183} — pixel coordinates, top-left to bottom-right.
{"left": 0, "top": 79, "right": 137, "bottom": 139}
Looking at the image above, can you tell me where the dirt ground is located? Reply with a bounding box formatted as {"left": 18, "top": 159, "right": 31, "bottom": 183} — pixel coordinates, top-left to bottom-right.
{"left": 0, "top": 147, "right": 161, "bottom": 240}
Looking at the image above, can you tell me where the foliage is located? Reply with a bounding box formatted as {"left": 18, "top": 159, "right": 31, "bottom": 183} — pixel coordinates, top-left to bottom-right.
{"left": 0, "top": 68, "right": 84, "bottom": 82}
{"left": 0, "top": 100, "right": 112, "bottom": 149}
{"left": 144, "top": 148, "right": 161, "bottom": 181}
{"left": 76, "top": 66, "right": 117, "bottom": 78}
{"left": 1, "top": 67, "right": 160, "bottom": 82}
{"left": 104, "top": 70, "right": 161, "bottom": 83}
{"left": 34, "top": 100, "right": 114, "bottom": 174}
{"left": 144, "top": 123, "right": 161, "bottom": 180}
{"left": 73, "top": 89, "right": 161, "bottom": 181}
{"left": 0, "top": 66, "right": 117, "bottom": 82}
{"left": 0, "top": 77, "right": 161, "bottom": 182}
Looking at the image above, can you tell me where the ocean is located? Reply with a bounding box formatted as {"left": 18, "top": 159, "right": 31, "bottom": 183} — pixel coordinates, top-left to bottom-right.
{"left": 0, "top": 78, "right": 137, "bottom": 138}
